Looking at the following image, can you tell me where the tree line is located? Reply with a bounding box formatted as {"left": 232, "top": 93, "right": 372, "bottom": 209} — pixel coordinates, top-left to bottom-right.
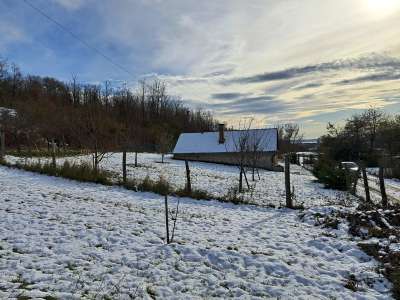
{"left": 321, "top": 108, "right": 400, "bottom": 166}
{"left": 315, "top": 108, "right": 400, "bottom": 186}
{"left": 0, "top": 59, "right": 217, "bottom": 158}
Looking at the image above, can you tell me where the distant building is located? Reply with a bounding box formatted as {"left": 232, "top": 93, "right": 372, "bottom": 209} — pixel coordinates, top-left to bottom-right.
{"left": 173, "top": 124, "right": 280, "bottom": 170}
{"left": 298, "top": 138, "right": 319, "bottom": 151}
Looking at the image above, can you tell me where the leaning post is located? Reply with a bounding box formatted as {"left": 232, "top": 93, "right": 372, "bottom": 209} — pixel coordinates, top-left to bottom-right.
{"left": 379, "top": 166, "right": 388, "bottom": 208}
{"left": 361, "top": 164, "right": 371, "bottom": 203}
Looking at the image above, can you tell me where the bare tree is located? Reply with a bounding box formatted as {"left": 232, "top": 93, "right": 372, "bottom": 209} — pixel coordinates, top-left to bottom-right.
{"left": 229, "top": 120, "right": 252, "bottom": 193}
{"left": 158, "top": 131, "right": 174, "bottom": 163}
{"left": 277, "top": 123, "right": 303, "bottom": 153}
{"left": 248, "top": 128, "right": 267, "bottom": 181}
{"left": 362, "top": 108, "right": 384, "bottom": 153}
{"left": 78, "top": 85, "right": 117, "bottom": 173}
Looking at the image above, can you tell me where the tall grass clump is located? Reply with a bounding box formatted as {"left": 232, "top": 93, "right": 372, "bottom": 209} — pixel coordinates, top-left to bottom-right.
{"left": 59, "top": 161, "right": 111, "bottom": 185}
{"left": 220, "top": 186, "right": 248, "bottom": 204}
{"left": 137, "top": 175, "right": 171, "bottom": 195}
{"left": 175, "top": 188, "right": 211, "bottom": 200}
{"left": 0, "top": 157, "right": 10, "bottom": 167}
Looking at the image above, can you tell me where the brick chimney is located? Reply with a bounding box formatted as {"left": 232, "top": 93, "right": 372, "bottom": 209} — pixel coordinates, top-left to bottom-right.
{"left": 218, "top": 123, "right": 225, "bottom": 144}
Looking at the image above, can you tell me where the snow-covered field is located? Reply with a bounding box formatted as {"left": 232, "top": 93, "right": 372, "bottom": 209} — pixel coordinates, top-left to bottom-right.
{"left": 0, "top": 166, "right": 392, "bottom": 299}
{"left": 5, "top": 152, "right": 354, "bottom": 208}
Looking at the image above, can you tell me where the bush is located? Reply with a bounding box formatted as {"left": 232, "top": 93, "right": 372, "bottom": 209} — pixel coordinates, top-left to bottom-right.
{"left": 313, "top": 158, "right": 354, "bottom": 191}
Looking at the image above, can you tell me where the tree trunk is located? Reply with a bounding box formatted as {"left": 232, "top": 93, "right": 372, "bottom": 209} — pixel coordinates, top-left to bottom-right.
{"left": 361, "top": 166, "right": 371, "bottom": 203}
{"left": 185, "top": 160, "right": 191, "bottom": 193}
{"left": 379, "top": 167, "right": 388, "bottom": 208}
{"left": 164, "top": 195, "right": 170, "bottom": 244}
{"left": 122, "top": 150, "right": 127, "bottom": 184}
{"left": 285, "top": 155, "right": 293, "bottom": 208}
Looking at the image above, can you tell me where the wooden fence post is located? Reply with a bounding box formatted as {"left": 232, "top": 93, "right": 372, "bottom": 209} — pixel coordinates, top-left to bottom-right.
{"left": 0, "top": 129, "right": 5, "bottom": 159}
{"left": 351, "top": 171, "right": 359, "bottom": 196}
{"left": 361, "top": 165, "right": 371, "bottom": 203}
{"left": 185, "top": 160, "right": 191, "bottom": 193}
{"left": 122, "top": 150, "right": 127, "bottom": 184}
{"left": 242, "top": 167, "right": 250, "bottom": 189}
{"left": 164, "top": 195, "right": 170, "bottom": 244}
{"left": 51, "top": 140, "right": 56, "bottom": 168}
{"left": 285, "top": 154, "right": 293, "bottom": 208}
{"left": 239, "top": 166, "right": 243, "bottom": 193}
{"left": 134, "top": 151, "right": 138, "bottom": 167}
{"left": 379, "top": 166, "right": 388, "bottom": 208}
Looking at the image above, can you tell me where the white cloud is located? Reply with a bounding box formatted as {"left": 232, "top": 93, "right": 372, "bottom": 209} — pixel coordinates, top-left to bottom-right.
{"left": 0, "top": 21, "right": 26, "bottom": 50}
{"left": 51, "top": 0, "right": 87, "bottom": 10}
{"left": 3, "top": 0, "right": 400, "bottom": 136}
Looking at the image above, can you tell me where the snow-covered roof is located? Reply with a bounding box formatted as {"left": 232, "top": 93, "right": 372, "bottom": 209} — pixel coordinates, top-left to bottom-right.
{"left": 173, "top": 128, "right": 278, "bottom": 154}
{"left": 0, "top": 107, "right": 17, "bottom": 117}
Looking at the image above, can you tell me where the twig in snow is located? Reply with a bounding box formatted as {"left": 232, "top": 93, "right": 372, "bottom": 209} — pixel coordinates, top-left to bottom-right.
{"left": 170, "top": 198, "right": 180, "bottom": 243}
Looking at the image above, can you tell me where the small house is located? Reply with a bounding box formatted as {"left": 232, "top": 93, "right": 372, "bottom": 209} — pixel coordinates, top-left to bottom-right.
{"left": 173, "top": 124, "right": 280, "bottom": 170}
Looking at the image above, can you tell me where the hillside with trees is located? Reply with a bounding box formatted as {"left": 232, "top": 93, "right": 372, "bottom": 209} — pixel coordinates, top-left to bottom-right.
{"left": 0, "top": 59, "right": 217, "bottom": 154}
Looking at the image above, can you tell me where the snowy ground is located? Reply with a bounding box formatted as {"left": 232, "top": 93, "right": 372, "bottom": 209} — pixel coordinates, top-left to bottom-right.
{"left": 366, "top": 174, "right": 400, "bottom": 204}
{"left": 5, "top": 152, "right": 354, "bottom": 208}
{"left": 0, "top": 166, "right": 393, "bottom": 299}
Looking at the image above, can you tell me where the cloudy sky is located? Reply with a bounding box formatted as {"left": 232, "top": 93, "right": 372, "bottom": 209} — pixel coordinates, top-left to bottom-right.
{"left": 1, "top": 0, "right": 400, "bottom": 137}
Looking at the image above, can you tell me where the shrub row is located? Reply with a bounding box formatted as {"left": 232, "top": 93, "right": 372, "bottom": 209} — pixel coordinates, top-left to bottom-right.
{"left": 6, "top": 149, "right": 84, "bottom": 158}
{"left": 1, "top": 159, "right": 251, "bottom": 205}
{"left": 0, "top": 159, "right": 111, "bottom": 185}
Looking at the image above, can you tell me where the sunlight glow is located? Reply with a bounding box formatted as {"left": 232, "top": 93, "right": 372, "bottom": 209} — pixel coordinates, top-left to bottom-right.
{"left": 367, "top": 0, "right": 400, "bottom": 16}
